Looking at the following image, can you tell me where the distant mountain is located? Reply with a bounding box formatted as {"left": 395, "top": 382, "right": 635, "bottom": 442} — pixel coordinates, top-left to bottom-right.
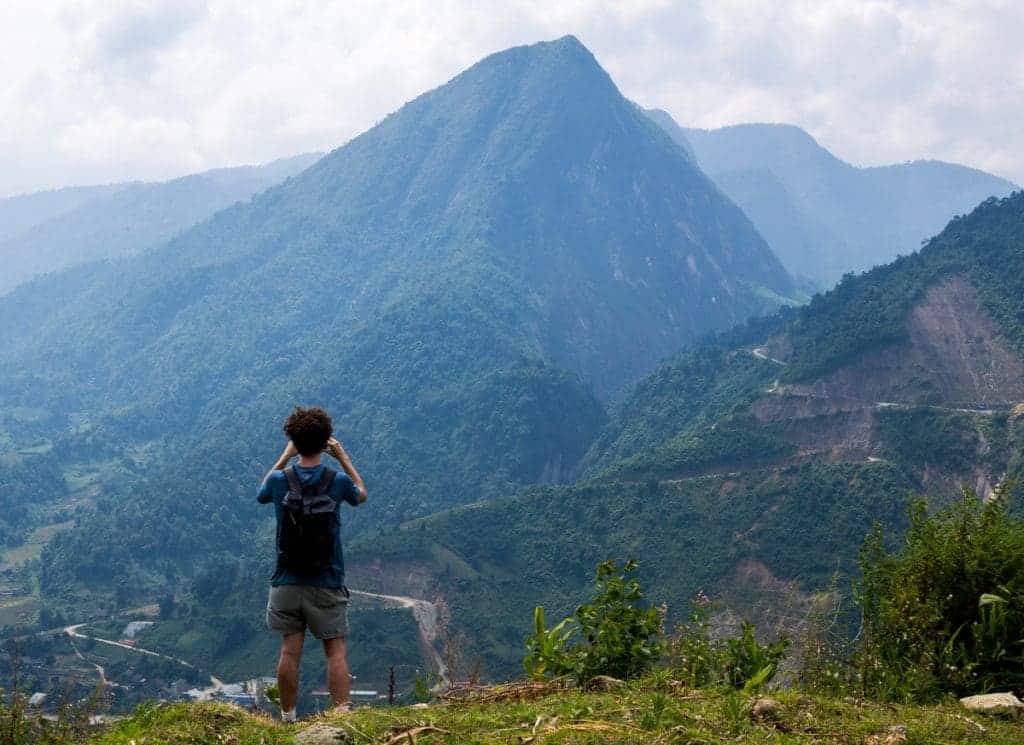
{"left": 0, "top": 36, "right": 796, "bottom": 623}
{"left": 0, "top": 154, "right": 321, "bottom": 295}
{"left": 0, "top": 183, "right": 127, "bottom": 243}
{"left": 646, "top": 115, "right": 1017, "bottom": 287}
{"left": 635, "top": 108, "right": 696, "bottom": 162}
{"left": 341, "top": 192, "right": 1024, "bottom": 677}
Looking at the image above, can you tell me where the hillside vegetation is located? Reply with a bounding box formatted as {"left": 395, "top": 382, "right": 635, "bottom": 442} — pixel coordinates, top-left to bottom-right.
{"left": 338, "top": 192, "right": 1024, "bottom": 678}
{"left": 72, "top": 193, "right": 1024, "bottom": 691}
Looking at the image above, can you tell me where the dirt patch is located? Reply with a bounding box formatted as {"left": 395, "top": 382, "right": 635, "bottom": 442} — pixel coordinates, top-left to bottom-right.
{"left": 760, "top": 404, "right": 878, "bottom": 461}
{"left": 749, "top": 276, "right": 1024, "bottom": 465}
{"left": 785, "top": 277, "right": 1024, "bottom": 407}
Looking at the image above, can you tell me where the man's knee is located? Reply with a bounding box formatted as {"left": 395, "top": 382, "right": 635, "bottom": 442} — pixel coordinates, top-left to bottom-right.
{"left": 280, "top": 632, "right": 305, "bottom": 661}
{"left": 323, "top": 636, "right": 346, "bottom": 659}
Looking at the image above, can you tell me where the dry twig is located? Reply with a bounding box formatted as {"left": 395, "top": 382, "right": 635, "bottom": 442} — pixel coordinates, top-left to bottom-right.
{"left": 381, "top": 725, "right": 450, "bottom": 744}
{"left": 441, "top": 679, "right": 567, "bottom": 704}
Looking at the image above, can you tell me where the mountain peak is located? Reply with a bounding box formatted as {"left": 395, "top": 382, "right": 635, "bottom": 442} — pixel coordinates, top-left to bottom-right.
{"left": 506, "top": 34, "right": 593, "bottom": 62}
{"left": 456, "top": 34, "right": 612, "bottom": 98}
{"left": 536, "top": 33, "right": 589, "bottom": 53}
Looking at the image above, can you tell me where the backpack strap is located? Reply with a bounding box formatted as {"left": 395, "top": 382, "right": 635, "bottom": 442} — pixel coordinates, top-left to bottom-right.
{"left": 283, "top": 466, "right": 302, "bottom": 500}
{"left": 316, "top": 467, "right": 337, "bottom": 496}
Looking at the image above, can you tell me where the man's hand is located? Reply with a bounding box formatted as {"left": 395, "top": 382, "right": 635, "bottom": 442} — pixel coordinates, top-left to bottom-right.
{"left": 326, "top": 437, "right": 347, "bottom": 461}
{"left": 262, "top": 440, "right": 298, "bottom": 488}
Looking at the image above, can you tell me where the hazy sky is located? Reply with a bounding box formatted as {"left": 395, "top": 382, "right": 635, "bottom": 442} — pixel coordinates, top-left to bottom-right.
{"left": 2, "top": 0, "right": 1022, "bottom": 197}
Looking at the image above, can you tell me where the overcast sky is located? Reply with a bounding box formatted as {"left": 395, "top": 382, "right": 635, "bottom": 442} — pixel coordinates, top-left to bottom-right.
{"left": 2, "top": 0, "right": 1021, "bottom": 197}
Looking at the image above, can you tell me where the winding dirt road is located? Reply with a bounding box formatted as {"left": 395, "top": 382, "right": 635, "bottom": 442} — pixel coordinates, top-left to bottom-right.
{"left": 349, "top": 589, "right": 449, "bottom": 688}
{"left": 63, "top": 623, "right": 194, "bottom": 667}
{"left": 56, "top": 588, "right": 449, "bottom": 693}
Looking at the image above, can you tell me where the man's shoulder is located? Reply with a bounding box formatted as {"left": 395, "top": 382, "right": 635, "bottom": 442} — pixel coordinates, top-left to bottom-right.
{"left": 266, "top": 470, "right": 293, "bottom": 494}
{"left": 326, "top": 469, "right": 358, "bottom": 497}
{"left": 257, "top": 469, "right": 289, "bottom": 503}
{"left": 327, "top": 469, "right": 354, "bottom": 488}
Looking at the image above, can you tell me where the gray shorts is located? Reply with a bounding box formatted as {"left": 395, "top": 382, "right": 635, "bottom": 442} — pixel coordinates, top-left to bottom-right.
{"left": 266, "top": 585, "right": 349, "bottom": 640}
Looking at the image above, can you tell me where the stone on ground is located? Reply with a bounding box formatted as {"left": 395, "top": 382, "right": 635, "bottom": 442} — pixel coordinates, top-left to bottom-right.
{"left": 294, "top": 723, "right": 353, "bottom": 744}
{"left": 585, "top": 675, "right": 626, "bottom": 691}
{"left": 960, "top": 693, "right": 1024, "bottom": 717}
{"left": 751, "top": 697, "right": 783, "bottom": 720}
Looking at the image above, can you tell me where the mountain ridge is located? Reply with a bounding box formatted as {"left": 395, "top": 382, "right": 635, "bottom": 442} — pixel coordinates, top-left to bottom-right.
{"left": 646, "top": 114, "right": 1017, "bottom": 287}
{"left": 0, "top": 153, "right": 321, "bottom": 295}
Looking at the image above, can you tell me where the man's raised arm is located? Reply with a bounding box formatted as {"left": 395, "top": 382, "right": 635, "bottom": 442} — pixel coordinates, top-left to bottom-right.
{"left": 327, "top": 438, "right": 367, "bottom": 503}
{"left": 258, "top": 440, "right": 298, "bottom": 503}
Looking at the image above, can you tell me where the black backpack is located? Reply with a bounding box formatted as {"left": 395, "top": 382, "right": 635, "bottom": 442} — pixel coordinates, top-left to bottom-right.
{"left": 277, "top": 466, "right": 338, "bottom": 576}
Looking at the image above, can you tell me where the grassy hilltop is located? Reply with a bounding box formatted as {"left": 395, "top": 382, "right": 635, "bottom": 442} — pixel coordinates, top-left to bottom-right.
{"left": 84, "top": 683, "right": 1024, "bottom": 744}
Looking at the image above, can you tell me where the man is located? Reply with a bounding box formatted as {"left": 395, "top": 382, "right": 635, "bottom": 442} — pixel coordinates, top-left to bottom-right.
{"left": 258, "top": 406, "right": 367, "bottom": 721}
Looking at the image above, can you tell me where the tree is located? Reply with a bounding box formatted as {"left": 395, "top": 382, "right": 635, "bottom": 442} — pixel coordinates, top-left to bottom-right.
{"left": 158, "top": 593, "right": 176, "bottom": 620}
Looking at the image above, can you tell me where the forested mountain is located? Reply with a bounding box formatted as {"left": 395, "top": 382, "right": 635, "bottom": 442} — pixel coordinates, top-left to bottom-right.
{"left": 648, "top": 115, "right": 1017, "bottom": 288}
{"left": 0, "top": 153, "right": 320, "bottom": 295}
{"left": 335, "top": 191, "right": 1024, "bottom": 677}
{"left": 0, "top": 36, "right": 795, "bottom": 624}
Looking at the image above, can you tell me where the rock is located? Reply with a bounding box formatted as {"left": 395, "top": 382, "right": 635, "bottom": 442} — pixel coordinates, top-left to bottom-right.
{"left": 294, "top": 723, "right": 353, "bottom": 744}
{"left": 960, "top": 692, "right": 1024, "bottom": 716}
{"left": 585, "top": 675, "right": 626, "bottom": 691}
{"left": 751, "top": 697, "right": 782, "bottom": 720}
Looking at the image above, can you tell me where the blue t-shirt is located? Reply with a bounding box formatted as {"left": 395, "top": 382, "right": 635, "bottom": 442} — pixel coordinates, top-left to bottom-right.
{"left": 257, "top": 463, "right": 362, "bottom": 588}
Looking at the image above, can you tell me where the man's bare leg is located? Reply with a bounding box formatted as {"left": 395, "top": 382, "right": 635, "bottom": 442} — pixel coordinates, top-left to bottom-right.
{"left": 323, "top": 636, "right": 350, "bottom": 707}
{"left": 277, "top": 632, "right": 305, "bottom": 717}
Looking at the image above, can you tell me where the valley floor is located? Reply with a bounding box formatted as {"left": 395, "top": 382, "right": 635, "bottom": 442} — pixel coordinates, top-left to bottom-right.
{"left": 91, "top": 682, "right": 1023, "bottom": 744}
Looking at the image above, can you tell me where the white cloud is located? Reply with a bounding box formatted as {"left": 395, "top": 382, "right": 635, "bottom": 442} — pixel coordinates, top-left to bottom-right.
{"left": 0, "top": 0, "right": 1021, "bottom": 196}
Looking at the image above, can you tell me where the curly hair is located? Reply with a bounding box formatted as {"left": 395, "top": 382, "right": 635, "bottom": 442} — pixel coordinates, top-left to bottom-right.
{"left": 283, "top": 406, "right": 333, "bottom": 456}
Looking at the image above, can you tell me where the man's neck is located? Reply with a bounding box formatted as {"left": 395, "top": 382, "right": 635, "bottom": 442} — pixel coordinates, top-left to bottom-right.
{"left": 297, "top": 453, "right": 323, "bottom": 468}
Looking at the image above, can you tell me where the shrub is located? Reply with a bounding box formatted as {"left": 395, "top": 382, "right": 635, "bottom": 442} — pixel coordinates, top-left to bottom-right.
{"left": 721, "top": 620, "right": 789, "bottom": 691}
{"left": 669, "top": 593, "right": 718, "bottom": 688}
{"left": 668, "top": 593, "right": 788, "bottom": 691}
{"left": 524, "top": 559, "right": 662, "bottom": 683}
{"left": 857, "top": 485, "right": 1024, "bottom": 701}
{"left": 522, "top": 606, "right": 574, "bottom": 681}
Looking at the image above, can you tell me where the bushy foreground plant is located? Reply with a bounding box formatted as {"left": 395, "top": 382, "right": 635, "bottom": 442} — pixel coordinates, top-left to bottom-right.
{"left": 857, "top": 485, "right": 1024, "bottom": 701}
{"left": 524, "top": 559, "right": 662, "bottom": 682}
{"left": 525, "top": 561, "right": 788, "bottom": 690}
{"left": 668, "top": 594, "right": 788, "bottom": 691}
